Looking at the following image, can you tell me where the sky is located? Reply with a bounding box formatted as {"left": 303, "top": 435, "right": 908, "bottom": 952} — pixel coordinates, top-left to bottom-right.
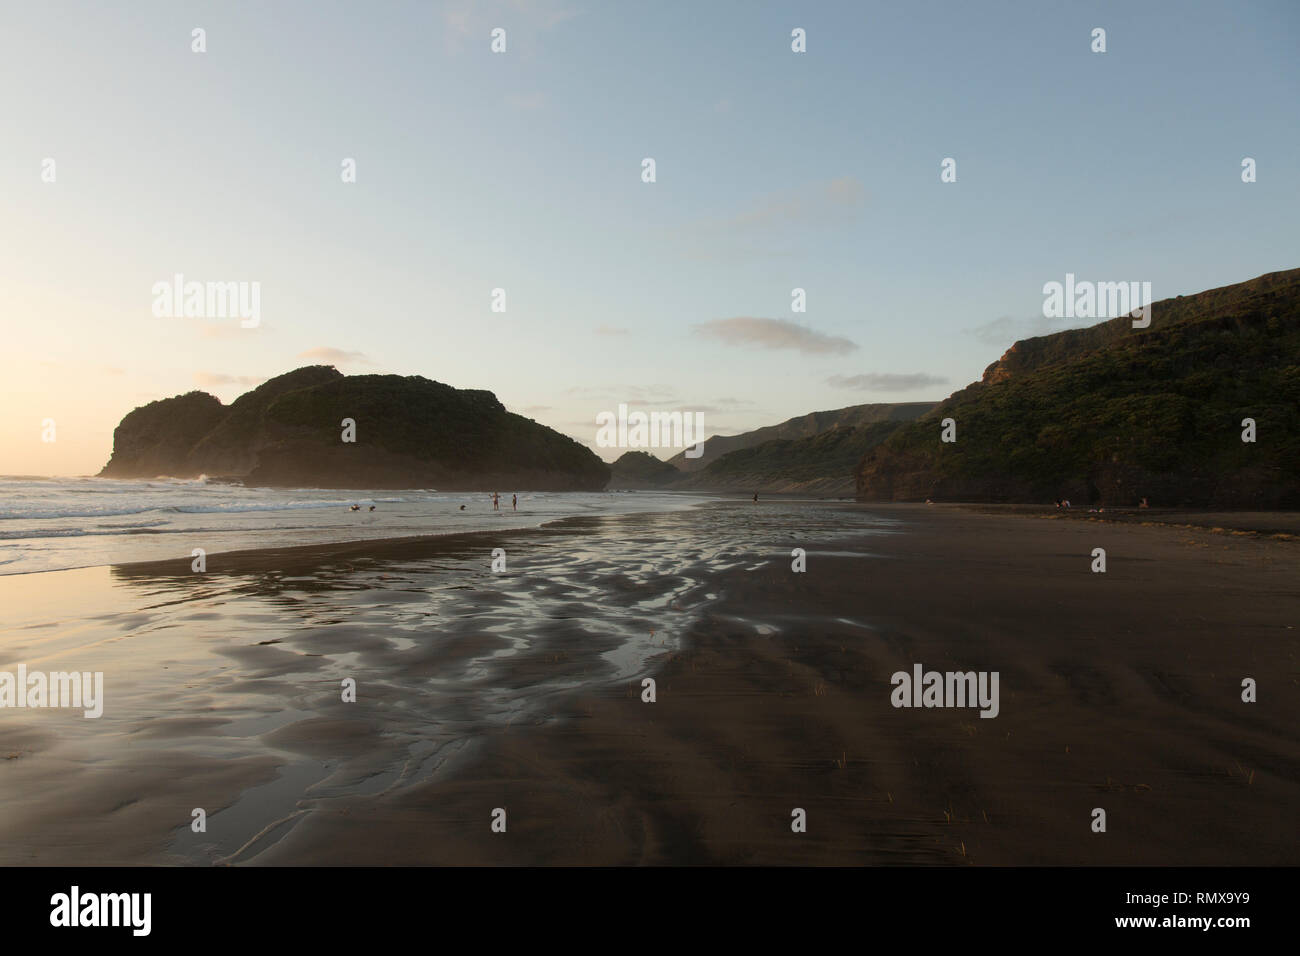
{"left": 2, "top": 0, "right": 1297, "bottom": 475}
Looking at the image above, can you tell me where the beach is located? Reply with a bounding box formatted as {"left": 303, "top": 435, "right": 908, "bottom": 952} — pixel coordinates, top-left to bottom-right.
{"left": 1, "top": 500, "right": 1296, "bottom": 865}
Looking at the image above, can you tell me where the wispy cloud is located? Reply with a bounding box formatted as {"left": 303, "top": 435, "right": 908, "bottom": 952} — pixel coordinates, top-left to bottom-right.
{"left": 565, "top": 396, "right": 738, "bottom": 416}
{"left": 198, "top": 323, "right": 247, "bottom": 340}
{"left": 297, "top": 347, "right": 373, "bottom": 366}
{"left": 826, "top": 372, "right": 948, "bottom": 391}
{"left": 674, "top": 404, "right": 740, "bottom": 415}
{"left": 506, "top": 90, "right": 549, "bottom": 111}
{"left": 442, "top": 0, "right": 578, "bottom": 52}
{"left": 694, "top": 177, "right": 866, "bottom": 234}
{"left": 194, "top": 372, "right": 266, "bottom": 388}
{"left": 564, "top": 384, "right": 678, "bottom": 403}
{"left": 511, "top": 0, "right": 579, "bottom": 27}
{"left": 694, "top": 317, "right": 858, "bottom": 355}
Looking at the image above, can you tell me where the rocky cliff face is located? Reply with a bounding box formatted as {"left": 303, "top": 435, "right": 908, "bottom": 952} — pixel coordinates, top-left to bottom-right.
{"left": 99, "top": 367, "right": 610, "bottom": 490}
{"left": 856, "top": 269, "right": 1300, "bottom": 507}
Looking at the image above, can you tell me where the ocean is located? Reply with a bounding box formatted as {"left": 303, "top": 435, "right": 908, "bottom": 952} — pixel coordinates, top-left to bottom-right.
{"left": 0, "top": 476, "right": 709, "bottom": 575}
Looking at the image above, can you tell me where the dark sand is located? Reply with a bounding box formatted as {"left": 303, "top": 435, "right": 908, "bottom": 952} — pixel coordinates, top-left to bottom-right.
{"left": 235, "top": 503, "right": 1299, "bottom": 866}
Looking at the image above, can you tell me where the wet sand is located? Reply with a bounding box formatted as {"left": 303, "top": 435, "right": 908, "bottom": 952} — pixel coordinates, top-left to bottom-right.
{"left": 250, "top": 504, "right": 1299, "bottom": 865}
{"left": 0, "top": 501, "right": 884, "bottom": 864}
{"left": 1, "top": 502, "right": 1295, "bottom": 865}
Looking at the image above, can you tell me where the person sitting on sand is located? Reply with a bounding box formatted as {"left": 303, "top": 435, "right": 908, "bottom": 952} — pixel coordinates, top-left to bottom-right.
{"left": 459, "top": 504, "right": 466, "bottom": 511}
{"left": 368, "top": 505, "right": 375, "bottom": 511}
{"left": 350, "top": 504, "right": 360, "bottom": 511}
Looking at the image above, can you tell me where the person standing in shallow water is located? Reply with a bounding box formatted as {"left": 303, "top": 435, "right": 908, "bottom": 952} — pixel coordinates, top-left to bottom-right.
{"left": 492, "top": 492, "right": 499, "bottom": 511}
{"left": 512, "top": 494, "right": 517, "bottom": 511}
{"left": 753, "top": 492, "right": 759, "bottom": 503}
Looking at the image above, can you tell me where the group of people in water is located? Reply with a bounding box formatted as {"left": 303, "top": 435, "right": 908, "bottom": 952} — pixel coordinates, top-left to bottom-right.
{"left": 349, "top": 494, "right": 520, "bottom": 513}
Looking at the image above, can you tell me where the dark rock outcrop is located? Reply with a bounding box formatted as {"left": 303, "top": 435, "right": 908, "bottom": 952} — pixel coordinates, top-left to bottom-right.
{"left": 606, "top": 451, "right": 681, "bottom": 489}
{"left": 99, "top": 367, "right": 610, "bottom": 490}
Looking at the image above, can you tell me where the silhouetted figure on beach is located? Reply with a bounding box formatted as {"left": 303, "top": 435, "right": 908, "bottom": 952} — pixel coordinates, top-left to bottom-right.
{"left": 349, "top": 504, "right": 360, "bottom": 511}
{"left": 492, "top": 492, "right": 499, "bottom": 511}
{"left": 1140, "top": 496, "right": 1150, "bottom": 508}
{"left": 459, "top": 504, "right": 466, "bottom": 510}
{"left": 512, "top": 494, "right": 517, "bottom": 511}
{"left": 753, "top": 492, "right": 759, "bottom": 503}
{"left": 368, "top": 505, "right": 375, "bottom": 511}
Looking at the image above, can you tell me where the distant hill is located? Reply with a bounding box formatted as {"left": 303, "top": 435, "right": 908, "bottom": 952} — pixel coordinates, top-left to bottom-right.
{"left": 667, "top": 402, "right": 935, "bottom": 472}
{"left": 672, "top": 420, "right": 905, "bottom": 496}
{"left": 856, "top": 269, "right": 1300, "bottom": 507}
{"left": 100, "top": 367, "right": 610, "bottom": 490}
{"left": 606, "top": 451, "right": 681, "bottom": 489}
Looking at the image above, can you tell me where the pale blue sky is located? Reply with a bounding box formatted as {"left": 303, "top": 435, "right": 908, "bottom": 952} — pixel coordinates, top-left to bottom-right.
{"left": 2, "top": 0, "right": 1297, "bottom": 473}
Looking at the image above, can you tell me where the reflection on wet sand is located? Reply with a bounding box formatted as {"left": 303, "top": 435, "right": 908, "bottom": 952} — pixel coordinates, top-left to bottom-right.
{"left": 0, "top": 501, "right": 892, "bottom": 864}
